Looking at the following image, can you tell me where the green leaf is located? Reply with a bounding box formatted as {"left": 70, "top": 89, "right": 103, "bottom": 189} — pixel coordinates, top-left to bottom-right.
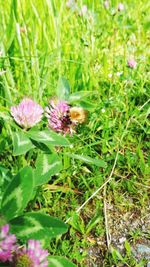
{"left": 57, "top": 77, "right": 70, "bottom": 100}
{"left": 111, "top": 247, "right": 125, "bottom": 263}
{"left": 27, "top": 130, "right": 70, "bottom": 147}
{"left": 0, "top": 262, "right": 10, "bottom": 267}
{"left": 12, "top": 131, "right": 35, "bottom": 156}
{"left": 68, "top": 91, "right": 94, "bottom": 103}
{"left": 124, "top": 240, "right": 131, "bottom": 256}
{"left": 0, "top": 165, "right": 12, "bottom": 185}
{"left": 86, "top": 213, "right": 101, "bottom": 234}
{"left": 0, "top": 111, "right": 11, "bottom": 121}
{"left": 34, "top": 153, "right": 62, "bottom": 186}
{"left": 79, "top": 100, "right": 96, "bottom": 111}
{"left": 10, "top": 212, "right": 68, "bottom": 242}
{"left": 48, "top": 256, "right": 77, "bottom": 267}
{"left": 69, "top": 213, "right": 85, "bottom": 234}
{"left": 65, "top": 153, "right": 107, "bottom": 168}
{"left": 1, "top": 166, "right": 34, "bottom": 221}
{"left": 0, "top": 166, "right": 12, "bottom": 207}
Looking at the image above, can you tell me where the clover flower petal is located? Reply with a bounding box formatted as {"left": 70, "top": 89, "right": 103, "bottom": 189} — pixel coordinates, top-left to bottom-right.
{"left": 0, "top": 224, "right": 17, "bottom": 262}
{"left": 14, "top": 239, "right": 49, "bottom": 267}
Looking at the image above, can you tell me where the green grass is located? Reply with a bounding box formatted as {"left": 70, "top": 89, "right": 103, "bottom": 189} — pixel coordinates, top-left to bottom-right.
{"left": 0, "top": 0, "right": 150, "bottom": 266}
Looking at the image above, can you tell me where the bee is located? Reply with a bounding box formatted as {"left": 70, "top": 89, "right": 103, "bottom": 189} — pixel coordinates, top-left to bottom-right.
{"left": 69, "top": 106, "right": 87, "bottom": 124}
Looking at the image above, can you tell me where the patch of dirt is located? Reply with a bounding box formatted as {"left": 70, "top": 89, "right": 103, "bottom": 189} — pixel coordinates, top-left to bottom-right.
{"left": 107, "top": 203, "right": 150, "bottom": 252}
{"left": 84, "top": 200, "right": 150, "bottom": 266}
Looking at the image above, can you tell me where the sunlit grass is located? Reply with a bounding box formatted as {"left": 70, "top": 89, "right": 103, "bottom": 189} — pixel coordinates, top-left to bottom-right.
{"left": 0, "top": 0, "right": 149, "bottom": 266}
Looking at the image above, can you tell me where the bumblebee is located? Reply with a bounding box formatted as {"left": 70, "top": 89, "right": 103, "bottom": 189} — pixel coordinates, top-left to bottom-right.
{"left": 69, "top": 106, "right": 87, "bottom": 124}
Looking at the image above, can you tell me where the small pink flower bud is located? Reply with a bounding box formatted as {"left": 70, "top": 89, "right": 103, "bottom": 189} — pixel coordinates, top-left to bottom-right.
{"left": 0, "top": 224, "right": 17, "bottom": 262}
{"left": 66, "top": 0, "right": 76, "bottom": 9}
{"left": 127, "top": 58, "right": 137, "bottom": 69}
{"left": 118, "top": 3, "right": 124, "bottom": 11}
{"left": 79, "top": 5, "right": 88, "bottom": 16}
{"left": 104, "top": 1, "right": 109, "bottom": 9}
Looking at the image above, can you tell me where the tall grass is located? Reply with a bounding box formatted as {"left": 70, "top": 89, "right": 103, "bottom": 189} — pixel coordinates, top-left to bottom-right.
{"left": 0, "top": 0, "right": 149, "bottom": 266}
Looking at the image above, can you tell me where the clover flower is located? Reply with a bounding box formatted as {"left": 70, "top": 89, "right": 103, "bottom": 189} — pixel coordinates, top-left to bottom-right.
{"left": 118, "top": 3, "right": 124, "bottom": 11}
{"left": 0, "top": 224, "right": 17, "bottom": 263}
{"left": 14, "top": 240, "right": 49, "bottom": 267}
{"left": 10, "top": 98, "right": 43, "bottom": 129}
{"left": 127, "top": 58, "right": 137, "bottom": 69}
{"left": 46, "top": 99, "right": 75, "bottom": 134}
